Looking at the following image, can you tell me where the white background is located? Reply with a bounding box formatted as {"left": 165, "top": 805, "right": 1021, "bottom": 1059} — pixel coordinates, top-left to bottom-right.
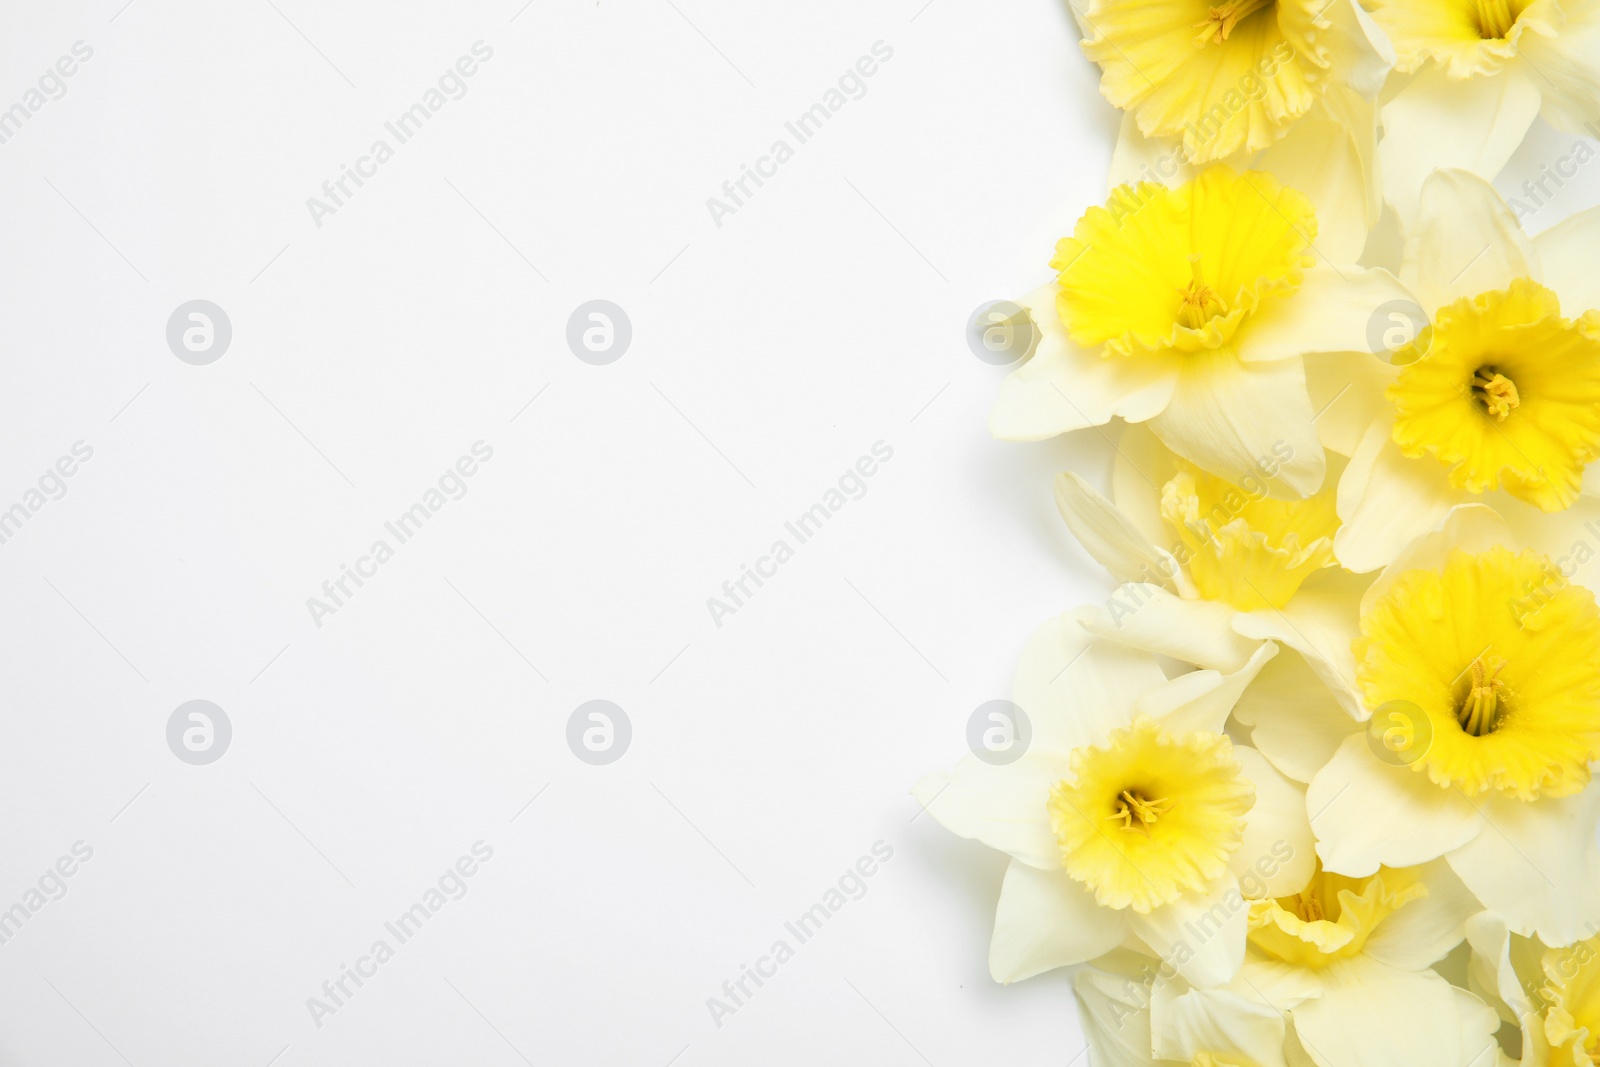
{"left": 0, "top": 1, "right": 1122, "bottom": 1064}
{"left": 4, "top": 1, "right": 1599, "bottom": 1065}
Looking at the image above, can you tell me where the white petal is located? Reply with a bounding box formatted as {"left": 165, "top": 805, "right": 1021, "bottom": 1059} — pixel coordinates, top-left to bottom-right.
{"left": 1147, "top": 350, "right": 1325, "bottom": 498}
{"left": 1015, "top": 613, "right": 1168, "bottom": 755}
{"left": 1446, "top": 785, "right": 1600, "bottom": 947}
{"left": 1448, "top": 984, "right": 1507, "bottom": 1067}
{"left": 989, "top": 282, "right": 1181, "bottom": 442}
{"left": 1134, "top": 642, "right": 1278, "bottom": 736}
{"left": 1234, "top": 566, "right": 1370, "bottom": 721}
{"left": 1501, "top": 491, "right": 1600, "bottom": 596}
{"left": 1362, "top": 858, "right": 1478, "bottom": 971}
{"left": 1232, "top": 748, "right": 1317, "bottom": 899}
{"left": 1516, "top": 14, "right": 1600, "bottom": 135}
{"left": 1110, "top": 421, "right": 1183, "bottom": 550}
{"left": 1233, "top": 956, "right": 1326, "bottom": 1010}
{"left": 1380, "top": 66, "right": 1542, "bottom": 230}
{"left": 1131, "top": 883, "right": 1249, "bottom": 988}
{"left": 1153, "top": 983, "right": 1293, "bottom": 1067}
{"left": 1531, "top": 202, "right": 1600, "bottom": 315}
{"left": 1073, "top": 955, "right": 1164, "bottom": 1067}
{"left": 1325, "top": 1, "right": 1395, "bottom": 97}
{"left": 1308, "top": 734, "right": 1484, "bottom": 877}
{"left": 1232, "top": 647, "right": 1362, "bottom": 784}
{"left": 912, "top": 755, "right": 1065, "bottom": 869}
{"left": 1053, "top": 472, "right": 1184, "bottom": 592}
{"left": 1235, "top": 268, "right": 1413, "bottom": 364}
{"left": 1291, "top": 959, "right": 1487, "bottom": 1067}
{"left": 1302, "top": 349, "right": 1399, "bottom": 457}
{"left": 990, "top": 860, "right": 1130, "bottom": 983}
{"left": 1403, "top": 168, "right": 1540, "bottom": 314}
{"left": 1254, "top": 89, "right": 1380, "bottom": 263}
{"left": 1075, "top": 586, "right": 1259, "bottom": 673}
{"left": 1463, "top": 910, "right": 1540, "bottom": 1022}
{"left": 1334, "top": 418, "right": 1463, "bottom": 573}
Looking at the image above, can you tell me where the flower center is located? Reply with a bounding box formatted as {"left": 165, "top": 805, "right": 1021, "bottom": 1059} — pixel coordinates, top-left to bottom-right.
{"left": 1470, "top": 365, "right": 1519, "bottom": 421}
{"left": 1387, "top": 279, "right": 1600, "bottom": 513}
{"left": 1248, "top": 867, "right": 1428, "bottom": 969}
{"left": 1473, "top": 0, "right": 1517, "bottom": 38}
{"left": 1457, "top": 654, "right": 1509, "bottom": 737}
{"left": 1193, "top": 0, "right": 1276, "bottom": 45}
{"left": 1047, "top": 717, "right": 1254, "bottom": 913}
{"left": 1354, "top": 548, "right": 1600, "bottom": 800}
{"left": 1107, "top": 789, "right": 1174, "bottom": 833}
{"left": 1052, "top": 168, "right": 1315, "bottom": 359}
{"left": 1290, "top": 886, "right": 1325, "bottom": 922}
{"left": 1177, "top": 255, "right": 1229, "bottom": 330}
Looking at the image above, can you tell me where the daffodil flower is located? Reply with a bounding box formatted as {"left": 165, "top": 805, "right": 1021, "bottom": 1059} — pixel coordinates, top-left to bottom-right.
{"left": 1054, "top": 425, "right": 1368, "bottom": 721}
{"left": 1363, "top": 0, "right": 1600, "bottom": 221}
{"left": 1074, "top": 0, "right": 1392, "bottom": 162}
{"left": 1305, "top": 507, "right": 1600, "bottom": 945}
{"left": 1149, "top": 860, "right": 1501, "bottom": 1067}
{"left": 992, "top": 166, "right": 1412, "bottom": 499}
{"left": 913, "top": 617, "right": 1314, "bottom": 987}
{"left": 1331, "top": 169, "right": 1600, "bottom": 573}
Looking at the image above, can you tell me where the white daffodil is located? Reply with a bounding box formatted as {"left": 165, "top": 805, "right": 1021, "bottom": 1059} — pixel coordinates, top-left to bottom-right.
{"left": 1306, "top": 507, "right": 1600, "bottom": 947}
{"left": 1363, "top": 0, "right": 1600, "bottom": 222}
{"left": 1330, "top": 168, "right": 1600, "bottom": 574}
{"left": 1055, "top": 424, "right": 1368, "bottom": 720}
{"left": 913, "top": 615, "right": 1314, "bottom": 988}
{"left": 1073, "top": 949, "right": 1300, "bottom": 1067}
{"left": 992, "top": 166, "right": 1412, "bottom": 499}
{"left": 1084, "top": 0, "right": 1395, "bottom": 265}
{"left": 1149, "top": 859, "right": 1501, "bottom": 1067}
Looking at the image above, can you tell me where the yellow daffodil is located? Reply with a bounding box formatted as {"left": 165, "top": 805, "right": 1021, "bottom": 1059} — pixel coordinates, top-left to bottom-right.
{"left": 1332, "top": 169, "right": 1600, "bottom": 574}
{"left": 992, "top": 166, "right": 1411, "bottom": 501}
{"left": 913, "top": 618, "right": 1313, "bottom": 987}
{"left": 1308, "top": 509, "right": 1600, "bottom": 944}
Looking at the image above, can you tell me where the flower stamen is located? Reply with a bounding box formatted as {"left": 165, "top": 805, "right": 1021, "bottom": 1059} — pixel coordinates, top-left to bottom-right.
{"left": 1107, "top": 789, "right": 1174, "bottom": 834}
{"left": 1293, "top": 888, "right": 1325, "bottom": 922}
{"left": 1471, "top": 365, "right": 1520, "bottom": 421}
{"left": 1193, "top": 0, "right": 1275, "bottom": 45}
{"left": 1458, "top": 655, "right": 1508, "bottom": 737}
{"left": 1473, "top": 0, "right": 1516, "bottom": 39}
{"left": 1177, "top": 255, "right": 1229, "bottom": 330}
